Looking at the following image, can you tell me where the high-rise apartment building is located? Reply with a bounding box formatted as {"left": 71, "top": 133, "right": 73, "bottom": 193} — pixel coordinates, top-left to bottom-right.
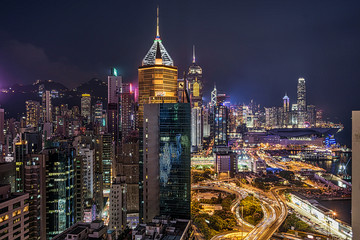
{"left": 93, "top": 136, "right": 104, "bottom": 215}
{"left": 81, "top": 94, "right": 91, "bottom": 123}
{"left": 117, "top": 137, "right": 139, "bottom": 228}
{"left": 94, "top": 101, "right": 105, "bottom": 127}
{"left": 79, "top": 145, "right": 94, "bottom": 199}
{"left": 24, "top": 132, "right": 42, "bottom": 154}
{"left": 0, "top": 162, "right": 15, "bottom": 192}
{"left": 24, "top": 154, "right": 46, "bottom": 240}
{"left": 297, "top": 77, "right": 306, "bottom": 127}
{"left": 191, "top": 107, "right": 202, "bottom": 152}
{"left": 143, "top": 103, "right": 191, "bottom": 222}
{"left": 0, "top": 185, "right": 30, "bottom": 240}
{"left": 25, "top": 100, "right": 41, "bottom": 128}
{"left": 74, "top": 154, "right": 84, "bottom": 223}
{"left": 15, "top": 140, "right": 28, "bottom": 192}
{"left": 109, "top": 176, "right": 127, "bottom": 238}
{"left": 229, "top": 105, "right": 243, "bottom": 133}
{"left": 42, "top": 90, "right": 52, "bottom": 123}
{"left": 306, "top": 105, "right": 316, "bottom": 127}
{"left": 107, "top": 68, "right": 122, "bottom": 143}
{"left": 120, "top": 83, "right": 136, "bottom": 141}
{"left": 108, "top": 68, "right": 122, "bottom": 105}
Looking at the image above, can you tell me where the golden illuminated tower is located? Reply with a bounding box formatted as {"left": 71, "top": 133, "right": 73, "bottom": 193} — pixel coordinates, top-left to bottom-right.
{"left": 138, "top": 6, "right": 178, "bottom": 223}
{"left": 138, "top": 6, "right": 178, "bottom": 122}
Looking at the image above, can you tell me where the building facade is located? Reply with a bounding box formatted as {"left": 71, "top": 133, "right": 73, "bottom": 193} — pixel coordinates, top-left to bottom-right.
{"left": 81, "top": 94, "right": 91, "bottom": 123}
{"left": 44, "top": 142, "right": 75, "bottom": 238}
{"left": 0, "top": 185, "right": 29, "bottom": 240}
{"left": 143, "top": 103, "right": 191, "bottom": 222}
{"left": 297, "top": 78, "right": 306, "bottom": 127}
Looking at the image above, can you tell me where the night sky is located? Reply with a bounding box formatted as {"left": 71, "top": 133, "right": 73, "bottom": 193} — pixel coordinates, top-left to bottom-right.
{"left": 0, "top": 0, "right": 359, "bottom": 145}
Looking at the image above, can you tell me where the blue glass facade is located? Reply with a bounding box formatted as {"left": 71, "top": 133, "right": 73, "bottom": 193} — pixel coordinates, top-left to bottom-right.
{"left": 158, "top": 103, "right": 191, "bottom": 219}
{"left": 214, "top": 105, "right": 229, "bottom": 147}
{"left": 45, "top": 141, "right": 75, "bottom": 239}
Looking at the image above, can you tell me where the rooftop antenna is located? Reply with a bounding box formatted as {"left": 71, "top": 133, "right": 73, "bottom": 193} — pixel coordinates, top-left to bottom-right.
{"left": 192, "top": 45, "right": 196, "bottom": 63}
{"left": 156, "top": 6, "right": 160, "bottom": 38}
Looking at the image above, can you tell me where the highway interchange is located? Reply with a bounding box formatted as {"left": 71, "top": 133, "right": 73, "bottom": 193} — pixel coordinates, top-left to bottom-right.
{"left": 193, "top": 180, "right": 288, "bottom": 240}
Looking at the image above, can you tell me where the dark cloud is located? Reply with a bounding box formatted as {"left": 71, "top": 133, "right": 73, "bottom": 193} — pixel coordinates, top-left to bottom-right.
{"left": 0, "top": 37, "right": 96, "bottom": 88}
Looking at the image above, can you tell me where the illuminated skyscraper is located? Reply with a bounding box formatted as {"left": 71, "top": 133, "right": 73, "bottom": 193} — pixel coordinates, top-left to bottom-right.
{"left": 138, "top": 7, "right": 178, "bottom": 120}
{"left": 116, "top": 137, "right": 139, "bottom": 228}
{"left": 138, "top": 7, "right": 178, "bottom": 222}
{"left": 81, "top": 93, "right": 91, "bottom": 123}
{"left": 297, "top": 77, "right": 306, "bottom": 127}
{"left": 282, "top": 94, "right": 290, "bottom": 127}
{"left": 108, "top": 68, "right": 122, "bottom": 105}
{"left": 306, "top": 105, "right": 316, "bottom": 127}
{"left": 26, "top": 100, "right": 41, "bottom": 128}
{"left": 44, "top": 142, "right": 75, "bottom": 239}
{"left": 94, "top": 135, "right": 104, "bottom": 215}
{"left": 94, "top": 101, "right": 103, "bottom": 122}
{"left": 109, "top": 176, "right": 127, "bottom": 238}
{"left": 213, "top": 105, "right": 229, "bottom": 147}
{"left": 0, "top": 185, "right": 29, "bottom": 240}
{"left": 283, "top": 94, "right": 290, "bottom": 112}
{"left": 191, "top": 107, "right": 202, "bottom": 152}
{"left": 188, "top": 46, "right": 204, "bottom": 152}
{"left": 141, "top": 7, "right": 174, "bottom": 67}
{"left": 101, "top": 133, "right": 113, "bottom": 192}
{"left": 24, "top": 154, "right": 46, "bottom": 240}
{"left": 211, "top": 84, "right": 217, "bottom": 107}
{"left": 188, "top": 46, "right": 203, "bottom": 107}
{"left": 15, "top": 140, "right": 28, "bottom": 192}
{"left": 107, "top": 68, "right": 122, "bottom": 143}
{"left": 120, "top": 83, "right": 136, "bottom": 141}
{"left": 143, "top": 103, "right": 191, "bottom": 222}
{"left": 42, "top": 90, "right": 52, "bottom": 123}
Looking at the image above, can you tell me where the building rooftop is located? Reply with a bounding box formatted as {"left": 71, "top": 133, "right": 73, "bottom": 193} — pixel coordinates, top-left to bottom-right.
{"left": 132, "top": 217, "right": 190, "bottom": 240}
{"left": 52, "top": 220, "right": 108, "bottom": 240}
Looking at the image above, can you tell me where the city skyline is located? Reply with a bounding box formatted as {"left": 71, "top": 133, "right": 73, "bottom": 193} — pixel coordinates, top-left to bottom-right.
{"left": 0, "top": 2, "right": 355, "bottom": 239}
{"left": 0, "top": 1, "right": 359, "bottom": 146}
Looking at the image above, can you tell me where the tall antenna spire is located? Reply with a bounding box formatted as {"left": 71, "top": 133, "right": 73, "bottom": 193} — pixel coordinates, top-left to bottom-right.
{"left": 192, "top": 45, "right": 196, "bottom": 63}
{"left": 156, "top": 6, "right": 160, "bottom": 38}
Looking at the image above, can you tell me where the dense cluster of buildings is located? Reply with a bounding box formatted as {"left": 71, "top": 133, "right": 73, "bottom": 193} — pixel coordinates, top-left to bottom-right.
{"left": 0, "top": 8, "right": 195, "bottom": 240}
{"left": 0, "top": 7, "right": 344, "bottom": 240}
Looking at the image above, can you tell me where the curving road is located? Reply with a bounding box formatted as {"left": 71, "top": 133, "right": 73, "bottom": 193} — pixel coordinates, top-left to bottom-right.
{"left": 192, "top": 182, "right": 253, "bottom": 240}
{"left": 242, "top": 187, "right": 288, "bottom": 240}
{"left": 193, "top": 182, "right": 288, "bottom": 240}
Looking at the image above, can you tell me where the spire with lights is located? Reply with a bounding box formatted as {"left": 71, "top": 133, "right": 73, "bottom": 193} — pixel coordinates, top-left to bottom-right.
{"left": 142, "top": 6, "right": 173, "bottom": 66}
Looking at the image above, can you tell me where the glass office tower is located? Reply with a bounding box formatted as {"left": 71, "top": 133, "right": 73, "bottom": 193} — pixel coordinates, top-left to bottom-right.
{"left": 143, "top": 103, "right": 191, "bottom": 222}
{"left": 44, "top": 141, "right": 75, "bottom": 238}
{"left": 159, "top": 103, "right": 191, "bottom": 219}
